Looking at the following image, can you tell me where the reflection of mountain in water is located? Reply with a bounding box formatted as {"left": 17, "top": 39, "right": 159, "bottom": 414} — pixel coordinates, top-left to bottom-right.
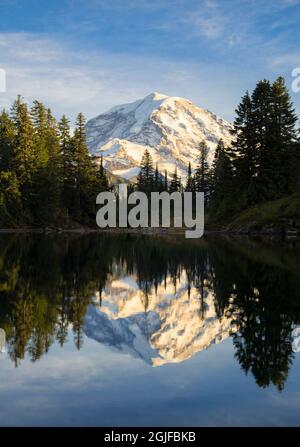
{"left": 1, "top": 233, "right": 299, "bottom": 389}
{"left": 84, "top": 271, "right": 235, "bottom": 366}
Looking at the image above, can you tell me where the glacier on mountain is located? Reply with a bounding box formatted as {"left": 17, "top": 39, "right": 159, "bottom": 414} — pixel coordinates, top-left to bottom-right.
{"left": 86, "top": 92, "right": 233, "bottom": 181}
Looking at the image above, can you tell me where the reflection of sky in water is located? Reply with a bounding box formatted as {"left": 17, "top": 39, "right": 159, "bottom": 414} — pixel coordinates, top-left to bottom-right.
{"left": 0, "top": 234, "right": 300, "bottom": 427}
{"left": 1, "top": 329, "right": 300, "bottom": 426}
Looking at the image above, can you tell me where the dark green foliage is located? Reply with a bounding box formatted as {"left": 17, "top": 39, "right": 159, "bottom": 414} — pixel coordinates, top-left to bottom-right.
{"left": 210, "top": 76, "right": 300, "bottom": 224}
{"left": 0, "top": 110, "right": 15, "bottom": 171}
{"left": 136, "top": 149, "right": 154, "bottom": 194}
{"left": 169, "top": 166, "right": 182, "bottom": 193}
{"left": 193, "top": 140, "right": 211, "bottom": 203}
{"left": 185, "top": 162, "right": 194, "bottom": 192}
{"left": 0, "top": 232, "right": 299, "bottom": 391}
{"left": 98, "top": 154, "right": 109, "bottom": 191}
{"left": 0, "top": 171, "right": 21, "bottom": 225}
{"left": 0, "top": 97, "right": 105, "bottom": 227}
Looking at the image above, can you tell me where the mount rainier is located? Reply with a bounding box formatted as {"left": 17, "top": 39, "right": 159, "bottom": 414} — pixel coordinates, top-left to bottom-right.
{"left": 86, "top": 92, "right": 233, "bottom": 181}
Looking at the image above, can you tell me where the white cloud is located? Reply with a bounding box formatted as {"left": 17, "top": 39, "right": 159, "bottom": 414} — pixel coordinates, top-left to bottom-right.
{"left": 183, "top": 1, "right": 227, "bottom": 40}
{"left": 0, "top": 32, "right": 299, "bottom": 124}
{"left": 0, "top": 32, "right": 245, "bottom": 122}
{"left": 269, "top": 53, "right": 300, "bottom": 68}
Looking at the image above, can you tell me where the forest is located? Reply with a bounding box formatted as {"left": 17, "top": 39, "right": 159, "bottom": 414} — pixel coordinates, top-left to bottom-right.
{"left": 0, "top": 76, "right": 299, "bottom": 229}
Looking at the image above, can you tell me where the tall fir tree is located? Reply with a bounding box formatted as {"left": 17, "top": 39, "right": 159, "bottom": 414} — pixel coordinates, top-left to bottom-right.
{"left": 136, "top": 149, "right": 154, "bottom": 194}
{"left": 71, "top": 113, "right": 98, "bottom": 221}
{"left": 268, "top": 77, "right": 298, "bottom": 196}
{"left": 193, "top": 140, "right": 211, "bottom": 203}
{"left": 229, "top": 91, "right": 258, "bottom": 205}
{"left": 10, "top": 97, "right": 38, "bottom": 221}
{"left": 0, "top": 110, "right": 15, "bottom": 171}
{"left": 169, "top": 166, "right": 182, "bottom": 193}
{"left": 185, "top": 161, "right": 194, "bottom": 192}
{"left": 98, "top": 154, "right": 109, "bottom": 191}
{"left": 210, "top": 139, "right": 234, "bottom": 211}
{"left": 164, "top": 169, "right": 168, "bottom": 192}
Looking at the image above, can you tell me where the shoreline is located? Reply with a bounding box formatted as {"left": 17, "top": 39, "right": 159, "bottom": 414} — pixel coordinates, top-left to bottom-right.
{"left": 0, "top": 226, "right": 299, "bottom": 240}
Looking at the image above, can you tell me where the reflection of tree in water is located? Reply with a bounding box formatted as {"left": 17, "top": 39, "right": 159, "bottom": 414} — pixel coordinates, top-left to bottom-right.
{"left": 0, "top": 233, "right": 299, "bottom": 391}
{"left": 208, "top": 239, "right": 300, "bottom": 391}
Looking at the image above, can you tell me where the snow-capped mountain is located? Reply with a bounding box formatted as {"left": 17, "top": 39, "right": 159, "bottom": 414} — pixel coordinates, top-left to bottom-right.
{"left": 86, "top": 92, "right": 233, "bottom": 181}
{"left": 84, "top": 270, "right": 236, "bottom": 366}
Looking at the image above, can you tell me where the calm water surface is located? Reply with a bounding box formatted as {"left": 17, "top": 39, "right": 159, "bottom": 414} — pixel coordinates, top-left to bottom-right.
{"left": 0, "top": 233, "right": 300, "bottom": 426}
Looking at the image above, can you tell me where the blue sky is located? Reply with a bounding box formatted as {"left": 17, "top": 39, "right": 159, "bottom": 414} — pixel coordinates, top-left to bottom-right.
{"left": 0, "top": 0, "right": 300, "bottom": 122}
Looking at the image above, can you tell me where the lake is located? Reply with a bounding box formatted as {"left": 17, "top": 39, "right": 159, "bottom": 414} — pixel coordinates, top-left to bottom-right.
{"left": 0, "top": 233, "right": 300, "bottom": 427}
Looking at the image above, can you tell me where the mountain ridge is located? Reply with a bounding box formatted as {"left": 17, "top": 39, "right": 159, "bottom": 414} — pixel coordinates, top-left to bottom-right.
{"left": 86, "top": 92, "right": 233, "bottom": 181}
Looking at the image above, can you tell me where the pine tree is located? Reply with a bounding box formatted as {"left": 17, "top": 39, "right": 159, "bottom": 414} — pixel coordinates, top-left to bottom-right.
{"left": 169, "top": 166, "right": 182, "bottom": 193}
{"left": 0, "top": 110, "right": 15, "bottom": 171}
{"left": 10, "top": 98, "right": 38, "bottom": 221}
{"left": 30, "top": 103, "right": 63, "bottom": 223}
{"left": 268, "top": 77, "right": 298, "bottom": 196}
{"left": 185, "top": 161, "right": 194, "bottom": 192}
{"left": 193, "top": 140, "right": 211, "bottom": 203}
{"left": 98, "top": 154, "right": 109, "bottom": 191}
{"left": 58, "top": 115, "right": 72, "bottom": 179}
{"left": 229, "top": 91, "right": 258, "bottom": 205}
{"left": 210, "top": 139, "right": 234, "bottom": 207}
{"left": 0, "top": 171, "right": 21, "bottom": 226}
{"left": 71, "top": 113, "right": 98, "bottom": 221}
{"left": 164, "top": 169, "right": 168, "bottom": 192}
{"left": 58, "top": 115, "right": 73, "bottom": 215}
{"left": 136, "top": 149, "right": 154, "bottom": 194}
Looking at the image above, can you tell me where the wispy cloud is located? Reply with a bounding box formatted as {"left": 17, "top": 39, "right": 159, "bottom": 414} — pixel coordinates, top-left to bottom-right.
{"left": 0, "top": 32, "right": 249, "bottom": 122}
{"left": 270, "top": 53, "right": 300, "bottom": 68}
{"left": 0, "top": 18, "right": 300, "bottom": 124}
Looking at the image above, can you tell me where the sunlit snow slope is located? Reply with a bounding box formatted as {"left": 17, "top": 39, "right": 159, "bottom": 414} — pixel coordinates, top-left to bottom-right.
{"left": 86, "top": 92, "right": 233, "bottom": 181}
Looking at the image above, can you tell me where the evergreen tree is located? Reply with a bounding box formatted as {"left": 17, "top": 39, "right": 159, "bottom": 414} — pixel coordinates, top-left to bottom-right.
{"left": 136, "top": 149, "right": 154, "bottom": 194}
{"left": 0, "top": 110, "right": 15, "bottom": 171}
{"left": 185, "top": 161, "right": 194, "bottom": 192}
{"left": 229, "top": 91, "right": 258, "bottom": 205}
{"left": 11, "top": 98, "right": 37, "bottom": 187}
{"left": 58, "top": 115, "right": 73, "bottom": 215}
{"left": 268, "top": 77, "right": 298, "bottom": 196}
{"left": 98, "top": 154, "right": 109, "bottom": 191}
{"left": 193, "top": 140, "right": 211, "bottom": 203}
{"left": 169, "top": 166, "right": 182, "bottom": 193}
{"left": 0, "top": 171, "right": 21, "bottom": 225}
{"left": 210, "top": 139, "right": 234, "bottom": 211}
{"left": 152, "top": 163, "right": 164, "bottom": 192}
{"left": 164, "top": 169, "right": 168, "bottom": 192}
{"left": 31, "top": 104, "right": 62, "bottom": 223}
{"left": 71, "top": 113, "right": 98, "bottom": 221}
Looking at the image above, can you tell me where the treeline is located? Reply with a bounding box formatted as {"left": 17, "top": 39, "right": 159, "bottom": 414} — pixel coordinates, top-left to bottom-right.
{"left": 0, "top": 97, "right": 108, "bottom": 226}
{"left": 134, "top": 76, "right": 300, "bottom": 221}
{"left": 0, "top": 76, "right": 299, "bottom": 227}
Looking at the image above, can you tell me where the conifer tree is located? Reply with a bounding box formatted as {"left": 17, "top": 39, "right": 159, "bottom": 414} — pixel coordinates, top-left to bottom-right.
{"left": 98, "top": 154, "right": 109, "bottom": 191}
{"left": 164, "top": 169, "right": 168, "bottom": 192}
{"left": 71, "top": 113, "right": 98, "bottom": 220}
{"left": 169, "top": 166, "right": 182, "bottom": 193}
{"left": 193, "top": 140, "right": 211, "bottom": 203}
{"left": 185, "top": 161, "right": 194, "bottom": 192}
{"left": 210, "top": 139, "right": 234, "bottom": 206}
{"left": 10, "top": 98, "right": 38, "bottom": 220}
{"left": 0, "top": 110, "right": 15, "bottom": 171}
{"left": 268, "top": 77, "right": 298, "bottom": 196}
{"left": 32, "top": 104, "right": 63, "bottom": 223}
{"left": 136, "top": 149, "right": 154, "bottom": 194}
{"left": 0, "top": 171, "right": 21, "bottom": 225}
{"left": 229, "top": 91, "right": 258, "bottom": 204}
